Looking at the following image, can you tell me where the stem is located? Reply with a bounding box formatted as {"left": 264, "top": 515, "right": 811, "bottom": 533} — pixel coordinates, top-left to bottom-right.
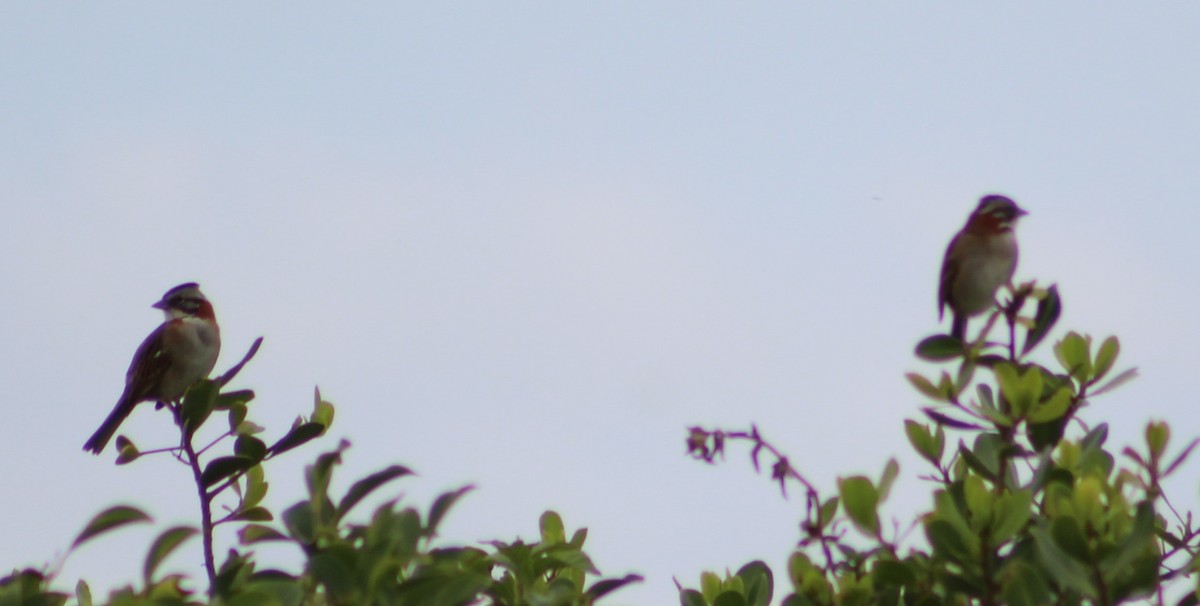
{"left": 980, "top": 536, "right": 997, "bottom": 606}
{"left": 172, "top": 403, "right": 217, "bottom": 590}
{"left": 1091, "top": 559, "right": 1112, "bottom": 606}
{"left": 171, "top": 338, "right": 261, "bottom": 593}
{"left": 1008, "top": 316, "right": 1017, "bottom": 361}
{"left": 185, "top": 436, "right": 217, "bottom": 588}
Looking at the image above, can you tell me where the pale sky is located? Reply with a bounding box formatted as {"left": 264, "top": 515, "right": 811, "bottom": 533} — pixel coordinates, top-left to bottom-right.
{"left": 3, "top": 4, "right": 1199, "bottom": 605}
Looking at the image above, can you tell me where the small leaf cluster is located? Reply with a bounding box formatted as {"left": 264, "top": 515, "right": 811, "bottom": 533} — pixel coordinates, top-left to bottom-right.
{"left": 224, "top": 439, "right": 642, "bottom": 605}
{"left": 685, "top": 282, "right": 1200, "bottom": 605}
{"left": 2, "top": 341, "right": 639, "bottom": 606}
{"left": 678, "top": 561, "right": 773, "bottom": 606}
{"left": 1, "top": 505, "right": 203, "bottom": 605}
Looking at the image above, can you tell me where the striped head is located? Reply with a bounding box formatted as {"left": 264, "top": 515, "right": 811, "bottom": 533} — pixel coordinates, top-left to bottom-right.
{"left": 966, "top": 194, "right": 1027, "bottom": 233}
{"left": 152, "top": 283, "right": 215, "bottom": 320}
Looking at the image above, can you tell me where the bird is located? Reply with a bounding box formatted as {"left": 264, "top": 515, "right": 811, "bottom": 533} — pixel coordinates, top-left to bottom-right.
{"left": 938, "top": 195, "right": 1028, "bottom": 341}
{"left": 84, "top": 283, "right": 221, "bottom": 455}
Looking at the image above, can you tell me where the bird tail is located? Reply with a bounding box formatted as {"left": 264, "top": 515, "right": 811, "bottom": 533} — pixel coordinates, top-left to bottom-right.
{"left": 83, "top": 394, "right": 136, "bottom": 455}
{"left": 951, "top": 314, "right": 967, "bottom": 341}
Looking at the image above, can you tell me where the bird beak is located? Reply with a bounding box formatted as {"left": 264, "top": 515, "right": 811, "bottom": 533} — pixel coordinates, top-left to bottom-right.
{"left": 151, "top": 300, "right": 167, "bottom": 310}
{"left": 1017, "top": 208, "right": 1030, "bottom": 217}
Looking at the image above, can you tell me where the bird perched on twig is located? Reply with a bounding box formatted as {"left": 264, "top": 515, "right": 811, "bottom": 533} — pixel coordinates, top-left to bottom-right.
{"left": 939, "top": 195, "right": 1028, "bottom": 341}
{"left": 84, "top": 283, "right": 221, "bottom": 454}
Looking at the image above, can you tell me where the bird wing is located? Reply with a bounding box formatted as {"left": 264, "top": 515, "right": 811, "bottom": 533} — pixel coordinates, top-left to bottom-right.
{"left": 123, "top": 323, "right": 173, "bottom": 403}
{"left": 938, "top": 234, "right": 963, "bottom": 320}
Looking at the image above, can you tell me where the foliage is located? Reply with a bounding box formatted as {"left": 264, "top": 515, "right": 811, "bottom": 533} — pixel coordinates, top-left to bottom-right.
{"left": 684, "top": 282, "right": 1200, "bottom": 605}
{"left": 6, "top": 277, "right": 1198, "bottom": 606}
{"left": 1, "top": 338, "right": 638, "bottom": 606}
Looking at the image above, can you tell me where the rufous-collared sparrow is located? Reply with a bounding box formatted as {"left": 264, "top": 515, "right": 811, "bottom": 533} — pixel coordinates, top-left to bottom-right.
{"left": 84, "top": 283, "right": 221, "bottom": 454}
{"left": 938, "top": 195, "right": 1028, "bottom": 341}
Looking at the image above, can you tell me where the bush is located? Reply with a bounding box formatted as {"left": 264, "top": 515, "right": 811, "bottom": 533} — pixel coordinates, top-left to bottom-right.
{"left": 1, "top": 338, "right": 639, "bottom": 606}
{"left": 682, "top": 282, "right": 1197, "bottom": 605}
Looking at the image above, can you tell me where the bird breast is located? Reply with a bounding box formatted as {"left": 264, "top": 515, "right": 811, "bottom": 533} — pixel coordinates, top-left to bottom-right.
{"left": 952, "top": 232, "right": 1018, "bottom": 315}
{"left": 160, "top": 317, "right": 222, "bottom": 400}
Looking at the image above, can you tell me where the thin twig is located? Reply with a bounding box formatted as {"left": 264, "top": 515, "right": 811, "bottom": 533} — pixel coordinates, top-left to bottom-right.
{"left": 197, "top": 431, "right": 234, "bottom": 457}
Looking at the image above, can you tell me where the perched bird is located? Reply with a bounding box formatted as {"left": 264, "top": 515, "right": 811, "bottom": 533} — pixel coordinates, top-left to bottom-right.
{"left": 84, "top": 283, "right": 221, "bottom": 454}
{"left": 938, "top": 195, "right": 1028, "bottom": 340}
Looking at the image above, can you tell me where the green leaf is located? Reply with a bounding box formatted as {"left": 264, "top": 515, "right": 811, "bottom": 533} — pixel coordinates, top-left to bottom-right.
{"left": 1003, "top": 561, "right": 1052, "bottom": 606}
{"left": 923, "top": 408, "right": 982, "bottom": 430}
{"left": 838, "top": 476, "right": 879, "bottom": 534}
{"left": 1092, "top": 336, "right": 1119, "bottom": 383}
{"left": 1146, "top": 421, "right": 1170, "bottom": 461}
{"left": 915, "top": 334, "right": 964, "bottom": 361}
{"left": 1028, "top": 387, "right": 1073, "bottom": 423}
{"left": 232, "top": 507, "right": 273, "bottom": 522}
{"left": 236, "top": 420, "right": 265, "bottom": 436}
{"left": 115, "top": 436, "right": 140, "bottom": 465}
{"left": 1027, "top": 417, "right": 1068, "bottom": 453}
{"left": 540, "top": 511, "right": 566, "bottom": 545}
{"left": 282, "top": 502, "right": 315, "bottom": 544}
{"left": 955, "top": 361, "right": 977, "bottom": 394}
{"left": 238, "top": 524, "right": 288, "bottom": 545}
{"left": 428, "top": 486, "right": 474, "bottom": 538}
{"left": 1023, "top": 285, "right": 1061, "bottom": 355}
{"left": 543, "top": 543, "right": 601, "bottom": 574}
{"left": 905, "top": 421, "right": 942, "bottom": 464}
{"left": 306, "top": 444, "right": 346, "bottom": 518}
{"left": 180, "top": 379, "right": 220, "bottom": 436}
{"left": 977, "top": 383, "right": 995, "bottom": 410}
{"left": 75, "top": 580, "right": 92, "bottom": 606}
{"left": 1050, "top": 516, "right": 1091, "bottom": 562}
{"left": 201, "top": 456, "right": 257, "bottom": 489}
{"left": 1165, "top": 438, "right": 1200, "bottom": 477}
{"left": 818, "top": 497, "right": 839, "bottom": 528}
{"left": 735, "top": 561, "right": 773, "bottom": 606}
{"left": 995, "top": 363, "right": 1042, "bottom": 419}
{"left": 586, "top": 574, "right": 643, "bottom": 601}
{"left": 991, "top": 489, "right": 1033, "bottom": 544}
{"left": 225, "top": 591, "right": 284, "bottom": 606}
{"left": 1054, "top": 332, "right": 1092, "bottom": 382}
{"left": 1090, "top": 367, "right": 1139, "bottom": 396}
{"left": 713, "top": 591, "right": 750, "bottom": 606}
{"left": 934, "top": 425, "right": 946, "bottom": 464}
{"left": 871, "top": 560, "right": 915, "bottom": 587}
{"left": 235, "top": 435, "right": 268, "bottom": 461}
{"left": 962, "top": 474, "right": 993, "bottom": 530}
{"left": 877, "top": 458, "right": 899, "bottom": 502}
{"left": 957, "top": 442, "right": 996, "bottom": 481}
{"left": 1031, "top": 524, "right": 1096, "bottom": 597}
{"left": 975, "top": 400, "right": 1014, "bottom": 428}
{"left": 310, "top": 546, "right": 356, "bottom": 600}
{"left": 1082, "top": 423, "right": 1109, "bottom": 450}
{"left": 1101, "top": 502, "right": 1155, "bottom": 575}
{"left": 391, "top": 571, "right": 491, "bottom": 606}
{"left": 216, "top": 389, "right": 255, "bottom": 410}
{"left": 243, "top": 465, "right": 268, "bottom": 509}
{"left": 906, "top": 373, "right": 945, "bottom": 401}
{"left": 143, "top": 526, "right": 198, "bottom": 585}
{"left": 312, "top": 387, "right": 335, "bottom": 428}
{"left": 679, "top": 589, "right": 707, "bottom": 606}
{"left": 569, "top": 527, "right": 588, "bottom": 549}
{"left": 701, "top": 571, "right": 722, "bottom": 603}
{"left": 335, "top": 464, "right": 414, "bottom": 520}
{"left": 268, "top": 422, "right": 327, "bottom": 457}
{"left": 925, "top": 519, "right": 972, "bottom": 562}
{"left": 227, "top": 402, "right": 248, "bottom": 434}
{"left": 72, "top": 505, "right": 152, "bottom": 548}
